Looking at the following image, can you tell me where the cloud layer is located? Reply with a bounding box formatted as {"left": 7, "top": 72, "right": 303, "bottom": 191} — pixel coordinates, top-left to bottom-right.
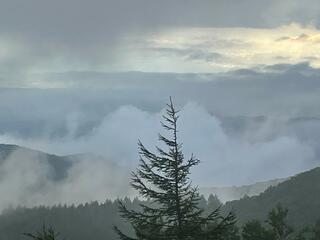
{"left": 0, "top": 102, "right": 317, "bottom": 211}
{"left": 1, "top": 0, "right": 320, "bottom": 77}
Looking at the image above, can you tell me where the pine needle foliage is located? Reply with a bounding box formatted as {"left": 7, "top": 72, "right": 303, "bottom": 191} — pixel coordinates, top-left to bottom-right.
{"left": 114, "top": 98, "right": 236, "bottom": 240}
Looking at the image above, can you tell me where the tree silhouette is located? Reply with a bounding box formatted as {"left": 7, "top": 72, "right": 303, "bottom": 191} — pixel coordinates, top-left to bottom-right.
{"left": 312, "top": 219, "right": 320, "bottom": 240}
{"left": 24, "top": 224, "right": 62, "bottom": 240}
{"left": 242, "top": 220, "right": 275, "bottom": 240}
{"left": 114, "top": 98, "right": 236, "bottom": 240}
{"left": 267, "top": 204, "right": 293, "bottom": 240}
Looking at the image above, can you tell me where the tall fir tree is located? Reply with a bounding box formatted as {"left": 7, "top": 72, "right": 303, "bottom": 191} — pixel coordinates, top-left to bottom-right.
{"left": 114, "top": 98, "right": 236, "bottom": 240}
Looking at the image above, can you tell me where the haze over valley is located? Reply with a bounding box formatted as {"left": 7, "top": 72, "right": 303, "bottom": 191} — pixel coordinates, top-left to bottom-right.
{"left": 1, "top": 1, "right": 320, "bottom": 239}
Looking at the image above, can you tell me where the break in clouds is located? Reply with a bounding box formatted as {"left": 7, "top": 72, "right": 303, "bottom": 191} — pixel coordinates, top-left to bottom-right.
{"left": 1, "top": 0, "right": 320, "bottom": 77}
{"left": 0, "top": 102, "right": 318, "bottom": 211}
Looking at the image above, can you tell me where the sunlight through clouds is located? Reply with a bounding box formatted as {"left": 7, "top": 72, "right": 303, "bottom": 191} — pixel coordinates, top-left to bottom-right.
{"left": 124, "top": 23, "right": 320, "bottom": 72}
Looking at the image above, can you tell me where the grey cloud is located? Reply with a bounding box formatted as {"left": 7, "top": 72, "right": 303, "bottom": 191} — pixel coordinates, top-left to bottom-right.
{"left": 0, "top": 0, "right": 279, "bottom": 43}
{"left": 0, "top": 64, "right": 320, "bottom": 143}
{"left": 186, "top": 51, "right": 223, "bottom": 62}
{"left": 150, "top": 47, "right": 225, "bottom": 63}
{"left": 0, "top": 102, "right": 318, "bottom": 210}
{"left": 1, "top": 62, "right": 320, "bottom": 140}
{"left": 276, "top": 33, "right": 320, "bottom": 43}
{"left": 1, "top": 0, "right": 320, "bottom": 75}
{"left": 263, "top": 0, "right": 320, "bottom": 28}
{"left": 274, "top": 56, "right": 292, "bottom": 61}
{"left": 1, "top": 63, "right": 320, "bottom": 208}
{"left": 0, "top": 103, "right": 317, "bottom": 193}
{"left": 261, "top": 61, "right": 319, "bottom": 75}
{"left": 1, "top": 0, "right": 318, "bottom": 41}
{"left": 276, "top": 36, "right": 292, "bottom": 42}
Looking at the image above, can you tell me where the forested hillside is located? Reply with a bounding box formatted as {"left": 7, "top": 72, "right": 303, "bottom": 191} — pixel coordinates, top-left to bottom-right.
{"left": 224, "top": 167, "right": 320, "bottom": 229}
{"left": 201, "top": 178, "right": 286, "bottom": 202}
{"left": 0, "top": 195, "right": 222, "bottom": 240}
{"left": 1, "top": 166, "right": 320, "bottom": 239}
{"left": 0, "top": 144, "right": 72, "bottom": 180}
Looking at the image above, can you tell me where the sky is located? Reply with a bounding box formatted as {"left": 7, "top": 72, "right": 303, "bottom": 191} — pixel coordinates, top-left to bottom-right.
{"left": 1, "top": 0, "right": 320, "bottom": 79}
{"left": 1, "top": 0, "right": 320, "bottom": 207}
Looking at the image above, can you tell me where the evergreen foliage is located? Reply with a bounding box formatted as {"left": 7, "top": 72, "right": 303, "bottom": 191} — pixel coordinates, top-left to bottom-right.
{"left": 206, "top": 194, "right": 222, "bottom": 214}
{"left": 114, "top": 98, "right": 236, "bottom": 240}
{"left": 294, "top": 219, "right": 320, "bottom": 240}
{"left": 224, "top": 167, "right": 320, "bottom": 228}
{"left": 241, "top": 205, "right": 311, "bottom": 240}
{"left": 24, "top": 225, "right": 61, "bottom": 240}
{"left": 267, "top": 205, "right": 293, "bottom": 240}
{"left": 0, "top": 196, "right": 228, "bottom": 240}
{"left": 242, "top": 220, "right": 275, "bottom": 240}
{"left": 313, "top": 220, "right": 320, "bottom": 240}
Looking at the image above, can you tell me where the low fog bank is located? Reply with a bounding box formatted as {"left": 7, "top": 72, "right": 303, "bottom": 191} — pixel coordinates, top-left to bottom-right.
{"left": 0, "top": 147, "right": 132, "bottom": 212}
{"left": 200, "top": 178, "right": 287, "bottom": 203}
{"left": 3, "top": 63, "right": 320, "bottom": 141}
{"left": 0, "top": 102, "right": 318, "bottom": 211}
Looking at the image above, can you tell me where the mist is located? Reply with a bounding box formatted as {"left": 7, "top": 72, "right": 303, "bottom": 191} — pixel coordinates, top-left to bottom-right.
{"left": 0, "top": 102, "right": 317, "bottom": 211}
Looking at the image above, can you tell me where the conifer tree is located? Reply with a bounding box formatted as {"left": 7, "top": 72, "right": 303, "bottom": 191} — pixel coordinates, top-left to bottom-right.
{"left": 242, "top": 220, "right": 275, "bottom": 240}
{"left": 267, "top": 204, "right": 293, "bottom": 240}
{"left": 24, "top": 225, "right": 61, "bottom": 240}
{"left": 114, "top": 98, "right": 236, "bottom": 240}
{"left": 312, "top": 219, "right": 320, "bottom": 240}
{"left": 207, "top": 194, "right": 222, "bottom": 214}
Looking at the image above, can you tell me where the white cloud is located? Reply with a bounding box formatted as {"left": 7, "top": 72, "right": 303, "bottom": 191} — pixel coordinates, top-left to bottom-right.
{"left": 0, "top": 102, "right": 317, "bottom": 211}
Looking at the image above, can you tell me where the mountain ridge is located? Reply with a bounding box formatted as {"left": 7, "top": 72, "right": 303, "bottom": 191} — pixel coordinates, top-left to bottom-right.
{"left": 223, "top": 166, "right": 320, "bottom": 229}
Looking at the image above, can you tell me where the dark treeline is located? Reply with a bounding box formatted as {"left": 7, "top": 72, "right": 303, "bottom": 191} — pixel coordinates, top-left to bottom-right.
{"left": 0, "top": 195, "right": 222, "bottom": 240}
{"left": 241, "top": 204, "right": 320, "bottom": 240}
{"left": 5, "top": 199, "right": 319, "bottom": 240}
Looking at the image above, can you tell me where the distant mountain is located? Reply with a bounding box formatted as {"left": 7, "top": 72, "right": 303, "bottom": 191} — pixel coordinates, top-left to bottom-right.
{"left": 0, "top": 144, "right": 73, "bottom": 181}
{"left": 1, "top": 143, "right": 319, "bottom": 231}
{"left": 0, "top": 144, "right": 123, "bottom": 181}
{"left": 0, "top": 143, "right": 299, "bottom": 205}
{"left": 0, "top": 144, "right": 131, "bottom": 210}
{"left": 223, "top": 167, "right": 320, "bottom": 229}
{"left": 200, "top": 178, "right": 287, "bottom": 203}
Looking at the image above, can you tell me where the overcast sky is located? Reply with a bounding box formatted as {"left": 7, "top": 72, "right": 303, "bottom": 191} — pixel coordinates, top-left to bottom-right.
{"left": 0, "top": 1, "right": 320, "bottom": 206}
{"left": 1, "top": 0, "right": 320, "bottom": 79}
